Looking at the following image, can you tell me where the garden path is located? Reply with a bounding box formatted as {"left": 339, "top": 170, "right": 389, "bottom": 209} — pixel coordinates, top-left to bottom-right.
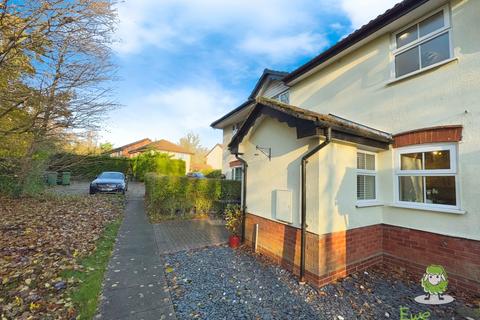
{"left": 96, "top": 183, "right": 176, "bottom": 320}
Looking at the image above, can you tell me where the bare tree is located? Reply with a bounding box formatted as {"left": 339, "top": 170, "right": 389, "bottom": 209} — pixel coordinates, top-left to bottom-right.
{"left": 0, "top": 1, "right": 119, "bottom": 192}
{"left": 179, "top": 132, "right": 209, "bottom": 165}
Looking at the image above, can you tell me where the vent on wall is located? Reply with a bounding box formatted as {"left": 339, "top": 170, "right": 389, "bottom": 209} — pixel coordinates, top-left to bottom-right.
{"left": 274, "top": 189, "right": 292, "bottom": 223}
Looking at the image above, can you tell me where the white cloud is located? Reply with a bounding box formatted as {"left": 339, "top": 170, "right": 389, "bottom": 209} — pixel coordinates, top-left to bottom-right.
{"left": 339, "top": 0, "right": 400, "bottom": 29}
{"left": 104, "top": 82, "right": 239, "bottom": 147}
{"left": 113, "top": 0, "right": 336, "bottom": 57}
{"left": 239, "top": 32, "right": 329, "bottom": 63}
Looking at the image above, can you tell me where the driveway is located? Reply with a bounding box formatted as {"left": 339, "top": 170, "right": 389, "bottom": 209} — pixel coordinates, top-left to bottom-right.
{"left": 153, "top": 220, "right": 229, "bottom": 254}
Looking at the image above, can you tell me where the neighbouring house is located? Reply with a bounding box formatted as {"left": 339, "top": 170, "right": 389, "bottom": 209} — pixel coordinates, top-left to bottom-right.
{"left": 109, "top": 138, "right": 152, "bottom": 158}
{"left": 212, "top": 0, "right": 480, "bottom": 296}
{"left": 128, "top": 139, "right": 193, "bottom": 173}
{"left": 205, "top": 144, "right": 223, "bottom": 170}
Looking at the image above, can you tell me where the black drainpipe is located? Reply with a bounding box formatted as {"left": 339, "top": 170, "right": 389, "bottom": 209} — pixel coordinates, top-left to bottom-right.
{"left": 234, "top": 153, "right": 248, "bottom": 243}
{"left": 300, "top": 127, "right": 332, "bottom": 283}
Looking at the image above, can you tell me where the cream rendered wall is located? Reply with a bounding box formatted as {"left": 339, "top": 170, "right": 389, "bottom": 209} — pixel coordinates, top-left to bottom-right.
{"left": 221, "top": 77, "right": 289, "bottom": 178}
{"left": 242, "top": 116, "right": 383, "bottom": 235}
{"left": 206, "top": 145, "right": 223, "bottom": 170}
{"left": 289, "top": 0, "right": 480, "bottom": 240}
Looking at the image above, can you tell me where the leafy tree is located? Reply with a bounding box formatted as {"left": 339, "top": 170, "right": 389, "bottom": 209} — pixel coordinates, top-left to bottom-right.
{"left": 100, "top": 142, "right": 113, "bottom": 153}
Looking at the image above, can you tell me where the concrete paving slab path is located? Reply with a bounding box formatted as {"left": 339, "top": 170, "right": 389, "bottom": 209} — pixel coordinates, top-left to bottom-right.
{"left": 96, "top": 183, "right": 176, "bottom": 320}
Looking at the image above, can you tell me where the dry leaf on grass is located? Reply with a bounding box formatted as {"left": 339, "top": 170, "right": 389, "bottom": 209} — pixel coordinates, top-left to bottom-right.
{"left": 0, "top": 194, "right": 123, "bottom": 319}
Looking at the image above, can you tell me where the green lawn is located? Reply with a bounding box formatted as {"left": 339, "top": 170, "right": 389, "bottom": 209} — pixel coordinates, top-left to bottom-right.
{"left": 63, "top": 218, "right": 122, "bottom": 320}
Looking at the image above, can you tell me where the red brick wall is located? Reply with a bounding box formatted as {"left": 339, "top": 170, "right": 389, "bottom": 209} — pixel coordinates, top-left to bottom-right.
{"left": 383, "top": 225, "right": 480, "bottom": 297}
{"left": 244, "top": 213, "right": 480, "bottom": 296}
{"left": 244, "top": 214, "right": 383, "bottom": 287}
{"left": 393, "top": 125, "right": 462, "bottom": 148}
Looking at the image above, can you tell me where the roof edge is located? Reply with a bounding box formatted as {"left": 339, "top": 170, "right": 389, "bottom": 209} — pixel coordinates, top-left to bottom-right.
{"left": 210, "top": 99, "right": 254, "bottom": 128}
{"left": 283, "top": 0, "right": 430, "bottom": 84}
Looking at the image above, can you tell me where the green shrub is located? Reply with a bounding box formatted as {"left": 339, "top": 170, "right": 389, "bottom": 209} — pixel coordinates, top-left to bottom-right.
{"left": 225, "top": 204, "right": 242, "bottom": 236}
{"left": 131, "top": 152, "right": 185, "bottom": 181}
{"left": 144, "top": 173, "right": 241, "bottom": 222}
{"left": 0, "top": 157, "right": 45, "bottom": 197}
{"left": 203, "top": 169, "right": 222, "bottom": 179}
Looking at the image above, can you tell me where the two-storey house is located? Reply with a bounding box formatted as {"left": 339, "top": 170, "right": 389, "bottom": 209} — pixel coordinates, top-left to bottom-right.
{"left": 211, "top": 0, "right": 479, "bottom": 296}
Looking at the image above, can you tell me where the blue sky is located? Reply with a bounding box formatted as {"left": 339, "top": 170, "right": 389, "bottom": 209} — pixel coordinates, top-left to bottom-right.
{"left": 101, "top": 0, "right": 399, "bottom": 149}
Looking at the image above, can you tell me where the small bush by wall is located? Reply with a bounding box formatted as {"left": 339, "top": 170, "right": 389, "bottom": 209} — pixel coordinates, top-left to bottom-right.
{"left": 131, "top": 152, "right": 185, "bottom": 181}
{"left": 144, "top": 173, "right": 241, "bottom": 221}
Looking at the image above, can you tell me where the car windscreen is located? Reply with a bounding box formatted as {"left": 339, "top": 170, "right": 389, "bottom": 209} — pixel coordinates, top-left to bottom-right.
{"left": 98, "top": 172, "right": 124, "bottom": 180}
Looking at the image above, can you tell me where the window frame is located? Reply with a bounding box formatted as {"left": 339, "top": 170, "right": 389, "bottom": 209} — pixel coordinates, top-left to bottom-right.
{"left": 232, "top": 123, "right": 240, "bottom": 135}
{"left": 390, "top": 5, "right": 453, "bottom": 79}
{"left": 273, "top": 90, "right": 290, "bottom": 104}
{"left": 232, "top": 166, "right": 242, "bottom": 181}
{"left": 393, "top": 143, "right": 460, "bottom": 211}
{"left": 356, "top": 150, "right": 378, "bottom": 205}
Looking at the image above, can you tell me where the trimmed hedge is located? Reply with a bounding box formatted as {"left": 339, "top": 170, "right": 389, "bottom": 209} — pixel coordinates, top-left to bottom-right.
{"left": 144, "top": 173, "right": 241, "bottom": 221}
{"left": 202, "top": 169, "right": 222, "bottom": 179}
{"left": 131, "top": 152, "right": 185, "bottom": 181}
{"left": 49, "top": 154, "right": 131, "bottom": 180}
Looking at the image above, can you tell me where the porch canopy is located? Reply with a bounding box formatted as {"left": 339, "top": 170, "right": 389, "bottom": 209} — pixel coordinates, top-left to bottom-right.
{"left": 228, "top": 97, "right": 393, "bottom": 153}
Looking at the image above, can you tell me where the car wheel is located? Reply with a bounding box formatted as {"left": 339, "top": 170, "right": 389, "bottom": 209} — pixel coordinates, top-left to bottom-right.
{"left": 89, "top": 189, "right": 95, "bottom": 195}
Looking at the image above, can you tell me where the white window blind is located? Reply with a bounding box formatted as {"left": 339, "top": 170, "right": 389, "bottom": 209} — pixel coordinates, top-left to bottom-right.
{"left": 357, "top": 152, "right": 376, "bottom": 201}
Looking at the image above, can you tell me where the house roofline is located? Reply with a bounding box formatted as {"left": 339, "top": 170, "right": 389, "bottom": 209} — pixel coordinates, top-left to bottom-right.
{"left": 283, "top": 0, "right": 430, "bottom": 84}
{"left": 210, "top": 99, "right": 254, "bottom": 128}
{"left": 228, "top": 98, "right": 393, "bottom": 152}
{"left": 206, "top": 143, "right": 223, "bottom": 157}
{"left": 109, "top": 138, "right": 151, "bottom": 153}
{"left": 248, "top": 69, "right": 289, "bottom": 100}
{"left": 210, "top": 69, "right": 288, "bottom": 128}
{"left": 129, "top": 140, "right": 194, "bottom": 155}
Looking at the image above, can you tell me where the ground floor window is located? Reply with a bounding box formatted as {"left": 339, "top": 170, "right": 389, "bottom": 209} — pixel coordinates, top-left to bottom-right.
{"left": 395, "top": 144, "right": 458, "bottom": 208}
{"left": 232, "top": 166, "right": 242, "bottom": 181}
{"left": 356, "top": 151, "right": 377, "bottom": 202}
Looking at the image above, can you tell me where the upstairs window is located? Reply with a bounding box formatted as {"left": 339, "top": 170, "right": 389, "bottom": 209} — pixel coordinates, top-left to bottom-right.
{"left": 392, "top": 6, "right": 452, "bottom": 78}
{"left": 273, "top": 90, "right": 289, "bottom": 104}
{"left": 357, "top": 151, "right": 376, "bottom": 202}
{"left": 395, "top": 144, "right": 458, "bottom": 209}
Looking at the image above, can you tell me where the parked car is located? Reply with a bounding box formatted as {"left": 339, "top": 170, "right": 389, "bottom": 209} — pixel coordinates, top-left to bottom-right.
{"left": 89, "top": 171, "right": 128, "bottom": 195}
{"left": 186, "top": 172, "right": 205, "bottom": 179}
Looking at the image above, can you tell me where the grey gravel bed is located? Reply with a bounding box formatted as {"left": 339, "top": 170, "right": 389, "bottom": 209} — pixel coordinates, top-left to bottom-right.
{"left": 164, "top": 246, "right": 473, "bottom": 320}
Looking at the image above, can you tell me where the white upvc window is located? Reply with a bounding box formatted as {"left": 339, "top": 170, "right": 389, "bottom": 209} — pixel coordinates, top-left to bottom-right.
{"left": 357, "top": 151, "right": 377, "bottom": 203}
{"left": 391, "top": 5, "right": 453, "bottom": 79}
{"left": 394, "top": 143, "right": 459, "bottom": 210}
{"left": 273, "top": 90, "right": 289, "bottom": 104}
{"left": 232, "top": 166, "right": 242, "bottom": 181}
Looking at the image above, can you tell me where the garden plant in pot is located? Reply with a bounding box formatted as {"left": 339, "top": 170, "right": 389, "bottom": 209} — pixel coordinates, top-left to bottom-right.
{"left": 225, "top": 204, "right": 242, "bottom": 248}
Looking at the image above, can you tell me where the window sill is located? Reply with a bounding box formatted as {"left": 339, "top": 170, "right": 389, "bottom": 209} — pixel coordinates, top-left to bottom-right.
{"left": 386, "top": 57, "right": 458, "bottom": 86}
{"left": 387, "top": 203, "right": 465, "bottom": 215}
{"left": 356, "top": 201, "right": 383, "bottom": 208}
